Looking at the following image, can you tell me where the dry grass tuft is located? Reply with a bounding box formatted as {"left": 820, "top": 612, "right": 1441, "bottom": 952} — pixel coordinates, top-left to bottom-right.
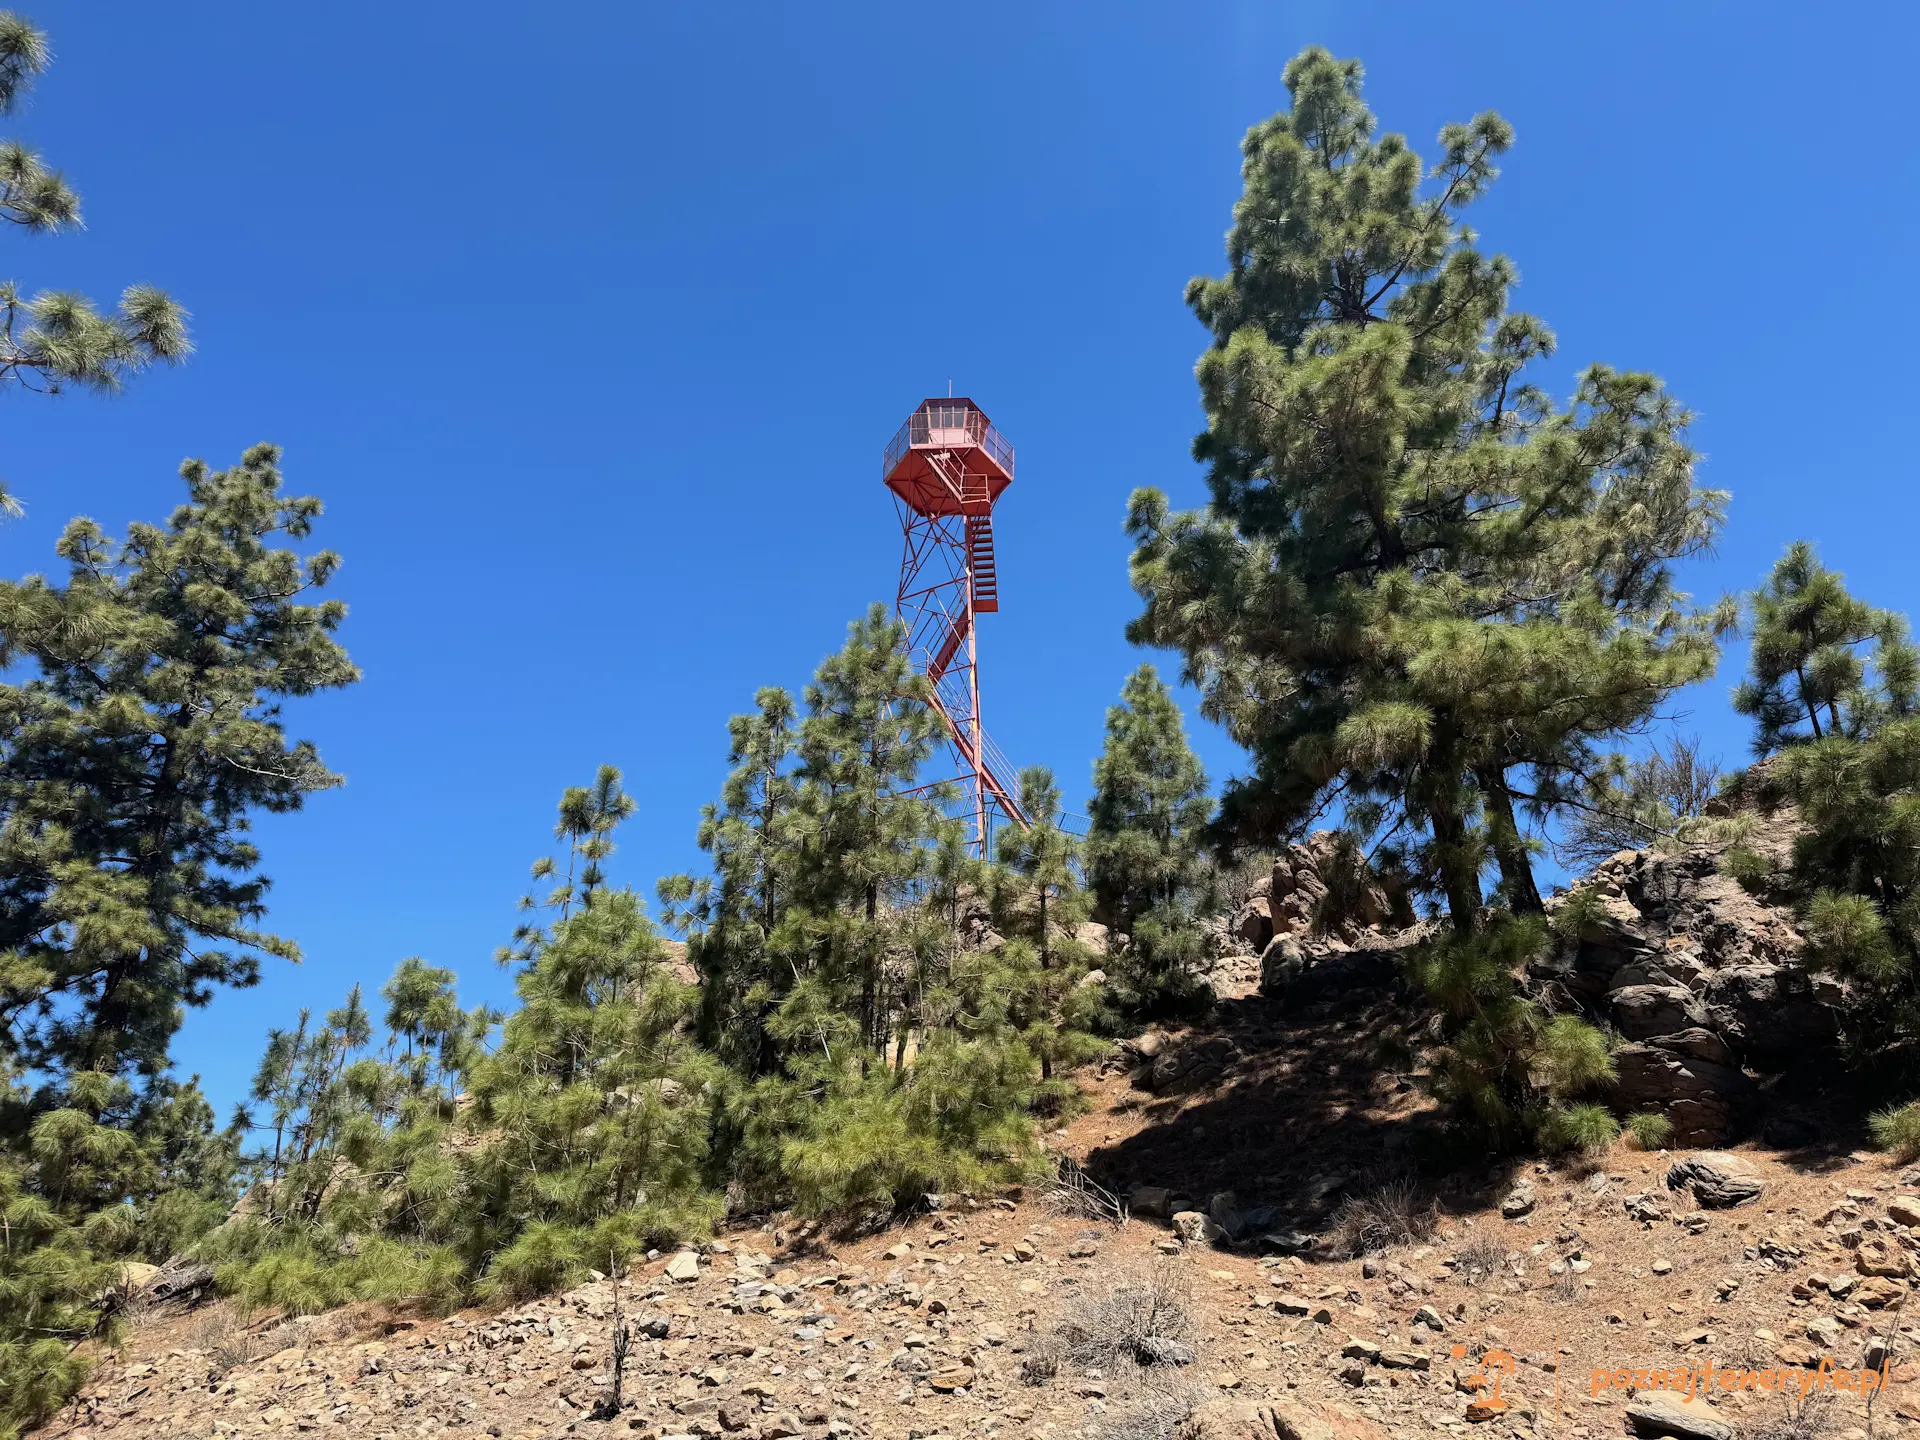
{"left": 1741, "top": 1388, "right": 1836, "bottom": 1440}
{"left": 1454, "top": 1234, "right": 1507, "bottom": 1286}
{"left": 1023, "top": 1266, "right": 1197, "bottom": 1386}
{"left": 190, "top": 1303, "right": 265, "bottom": 1378}
{"left": 1329, "top": 1177, "right": 1437, "bottom": 1257}
{"left": 1093, "top": 1381, "right": 1213, "bottom": 1440}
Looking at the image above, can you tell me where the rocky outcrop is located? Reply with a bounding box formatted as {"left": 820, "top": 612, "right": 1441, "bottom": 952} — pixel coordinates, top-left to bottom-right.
{"left": 1533, "top": 842, "right": 1844, "bottom": 1146}
{"left": 1259, "top": 928, "right": 1422, "bottom": 1010}
{"left": 1126, "top": 1032, "right": 1242, "bottom": 1095}
{"left": 1232, "top": 831, "right": 1396, "bottom": 958}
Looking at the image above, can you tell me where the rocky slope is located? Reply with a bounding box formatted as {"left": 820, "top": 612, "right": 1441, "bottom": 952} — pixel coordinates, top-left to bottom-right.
{"left": 43, "top": 824, "right": 1907, "bottom": 1440}
{"left": 52, "top": 1071, "right": 1920, "bottom": 1440}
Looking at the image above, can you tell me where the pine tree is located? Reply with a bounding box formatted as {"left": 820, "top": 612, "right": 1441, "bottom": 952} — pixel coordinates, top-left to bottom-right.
{"left": 1733, "top": 541, "right": 1911, "bottom": 753}
{"left": 0, "top": 1064, "right": 237, "bottom": 1437}
{"left": 0, "top": 444, "right": 358, "bottom": 1090}
{"left": 658, "top": 687, "right": 800, "bottom": 1074}
{"left": 0, "top": 13, "right": 189, "bottom": 408}
{"left": 1124, "top": 48, "right": 1725, "bottom": 934}
{"left": 0, "top": 448, "right": 352, "bottom": 1431}
{"left": 790, "top": 603, "right": 950, "bottom": 1056}
{"left": 990, "top": 766, "right": 1104, "bottom": 1093}
{"left": 661, "top": 609, "right": 1073, "bottom": 1216}
{"left": 1085, "top": 664, "right": 1215, "bottom": 1014}
{"left": 214, "top": 779, "right": 716, "bottom": 1315}
{"left": 465, "top": 887, "right": 721, "bottom": 1299}
{"left": 502, "top": 765, "right": 638, "bottom": 965}
{"left": 1725, "top": 551, "right": 1920, "bottom": 1059}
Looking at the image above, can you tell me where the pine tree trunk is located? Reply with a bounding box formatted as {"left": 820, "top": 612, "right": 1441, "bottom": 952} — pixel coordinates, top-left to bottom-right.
{"left": 1477, "top": 767, "right": 1543, "bottom": 915}
{"left": 1428, "top": 802, "right": 1481, "bottom": 934}
{"left": 862, "top": 881, "right": 879, "bottom": 1054}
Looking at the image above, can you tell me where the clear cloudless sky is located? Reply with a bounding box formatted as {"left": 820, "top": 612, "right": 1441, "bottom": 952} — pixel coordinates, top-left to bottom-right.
{"left": 8, "top": 1, "right": 1917, "bottom": 1118}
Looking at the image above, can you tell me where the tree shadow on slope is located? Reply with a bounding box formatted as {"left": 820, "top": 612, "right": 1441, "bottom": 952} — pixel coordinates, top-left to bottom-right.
{"left": 1079, "top": 945, "right": 1524, "bottom": 1242}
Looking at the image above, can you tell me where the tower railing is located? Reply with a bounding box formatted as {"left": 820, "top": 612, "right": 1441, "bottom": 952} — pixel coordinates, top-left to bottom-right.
{"left": 882, "top": 407, "right": 1015, "bottom": 482}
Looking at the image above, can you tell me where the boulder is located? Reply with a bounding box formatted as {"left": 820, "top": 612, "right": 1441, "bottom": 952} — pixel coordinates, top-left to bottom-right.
{"left": 1540, "top": 895, "right": 1657, "bottom": 1005}
{"left": 1259, "top": 938, "right": 1307, "bottom": 998}
{"left": 1146, "top": 1035, "right": 1240, "bottom": 1095}
{"left": 1610, "top": 985, "right": 1709, "bottom": 1040}
{"left": 115, "top": 1261, "right": 161, "bottom": 1294}
{"left": 1172, "top": 1210, "right": 1224, "bottom": 1245}
{"left": 1647, "top": 1028, "right": 1736, "bottom": 1067}
{"left": 1855, "top": 1238, "right": 1914, "bottom": 1278}
{"left": 1499, "top": 1184, "right": 1535, "bottom": 1218}
{"left": 1130, "top": 1031, "right": 1168, "bottom": 1060}
{"left": 659, "top": 938, "right": 701, "bottom": 987}
{"left": 1207, "top": 1190, "right": 1244, "bottom": 1240}
{"left": 1625, "top": 1392, "right": 1732, "bottom": 1440}
{"left": 1129, "top": 1185, "right": 1175, "bottom": 1219}
{"left": 1854, "top": 1275, "right": 1906, "bottom": 1307}
{"left": 1614, "top": 1046, "right": 1753, "bottom": 1146}
{"left": 1761, "top": 1110, "right": 1821, "bottom": 1148}
{"left": 1242, "top": 1401, "right": 1339, "bottom": 1440}
{"left": 665, "top": 1250, "right": 702, "bottom": 1282}
{"left": 1235, "top": 895, "right": 1274, "bottom": 953}
{"left": 1665, "top": 1153, "right": 1765, "bottom": 1209}
{"left": 1887, "top": 1195, "right": 1920, "bottom": 1228}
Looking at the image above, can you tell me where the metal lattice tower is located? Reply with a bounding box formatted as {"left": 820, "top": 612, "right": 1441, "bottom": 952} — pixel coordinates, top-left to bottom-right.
{"left": 882, "top": 397, "right": 1030, "bottom": 854}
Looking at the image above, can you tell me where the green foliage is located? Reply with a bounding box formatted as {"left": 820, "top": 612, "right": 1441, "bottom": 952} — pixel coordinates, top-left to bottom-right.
{"left": 0, "top": 445, "right": 358, "bottom": 1087}
{"left": 1732, "top": 546, "right": 1920, "bottom": 1059}
{"left": 1085, "top": 665, "right": 1217, "bottom": 1017}
{"left": 1722, "top": 845, "right": 1774, "bottom": 893}
{"left": 1733, "top": 542, "right": 1914, "bottom": 753}
{"left": 1538, "top": 1102, "right": 1619, "bottom": 1155}
{"left": 657, "top": 610, "right": 1092, "bottom": 1219}
{"left": 1406, "top": 915, "right": 1614, "bottom": 1150}
{"left": 0, "top": 12, "right": 188, "bottom": 408}
{"left": 0, "top": 1065, "right": 237, "bottom": 1438}
{"left": 0, "top": 451, "right": 342, "bottom": 1436}
{"left": 220, "top": 776, "right": 720, "bottom": 1314}
{"left": 1124, "top": 47, "right": 1724, "bottom": 933}
{"left": 1869, "top": 1101, "right": 1920, "bottom": 1163}
{"left": 1625, "top": 1111, "right": 1674, "bottom": 1151}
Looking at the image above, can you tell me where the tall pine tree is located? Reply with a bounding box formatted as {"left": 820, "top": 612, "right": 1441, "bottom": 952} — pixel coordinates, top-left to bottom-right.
{"left": 1124, "top": 48, "right": 1725, "bottom": 933}
{"left": 1085, "top": 664, "right": 1215, "bottom": 1015}
{"left": 0, "top": 445, "right": 358, "bottom": 1091}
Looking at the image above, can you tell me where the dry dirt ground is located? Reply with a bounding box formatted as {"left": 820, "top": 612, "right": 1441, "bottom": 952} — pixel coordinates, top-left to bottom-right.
{"left": 38, "top": 965, "right": 1920, "bottom": 1440}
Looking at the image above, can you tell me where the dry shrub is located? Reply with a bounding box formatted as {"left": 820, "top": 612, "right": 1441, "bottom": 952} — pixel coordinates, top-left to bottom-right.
{"left": 1548, "top": 1268, "right": 1582, "bottom": 1304}
{"left": 1742, "top": 1388, "right": 1836, "bottom": 1440}
{"left": 1454, "top": 1234, "right": 1506, "bottom": 1285}
{"left": 1329, "top": 1177, "right": 1436, "bottom": 1257}
{"left": 1045, "top": 1157, "right": 1127, "bottom": 1224}
{"left": 1023, "top": 1266, "right": 1197, "bottom": 1384}
{"left": 1094, "top": 1381, "right": 1212, "bottom": 1440}
{"left": 190, "top": 1303, "right": 263, "bottom": 1378}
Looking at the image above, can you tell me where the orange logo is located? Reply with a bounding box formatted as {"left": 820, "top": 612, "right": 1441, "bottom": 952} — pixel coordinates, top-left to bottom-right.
{"left": 1454, "top": 1344, "right": 1516, "bottom": 1405}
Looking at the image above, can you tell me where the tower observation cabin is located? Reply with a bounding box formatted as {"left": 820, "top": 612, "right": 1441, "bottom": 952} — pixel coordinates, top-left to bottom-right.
{"left": 881, "top": 398, "right": 1027, "bottom": 850}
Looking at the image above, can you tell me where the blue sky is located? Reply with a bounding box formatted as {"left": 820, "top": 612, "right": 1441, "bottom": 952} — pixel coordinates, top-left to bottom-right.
{"left": 8, "top": 1, "right": 1917, "bottom": 1117}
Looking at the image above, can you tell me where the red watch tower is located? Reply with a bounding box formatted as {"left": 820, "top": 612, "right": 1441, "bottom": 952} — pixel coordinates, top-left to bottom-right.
{"left": 883, "top": 398, "right": 1030, "bottom": 852}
